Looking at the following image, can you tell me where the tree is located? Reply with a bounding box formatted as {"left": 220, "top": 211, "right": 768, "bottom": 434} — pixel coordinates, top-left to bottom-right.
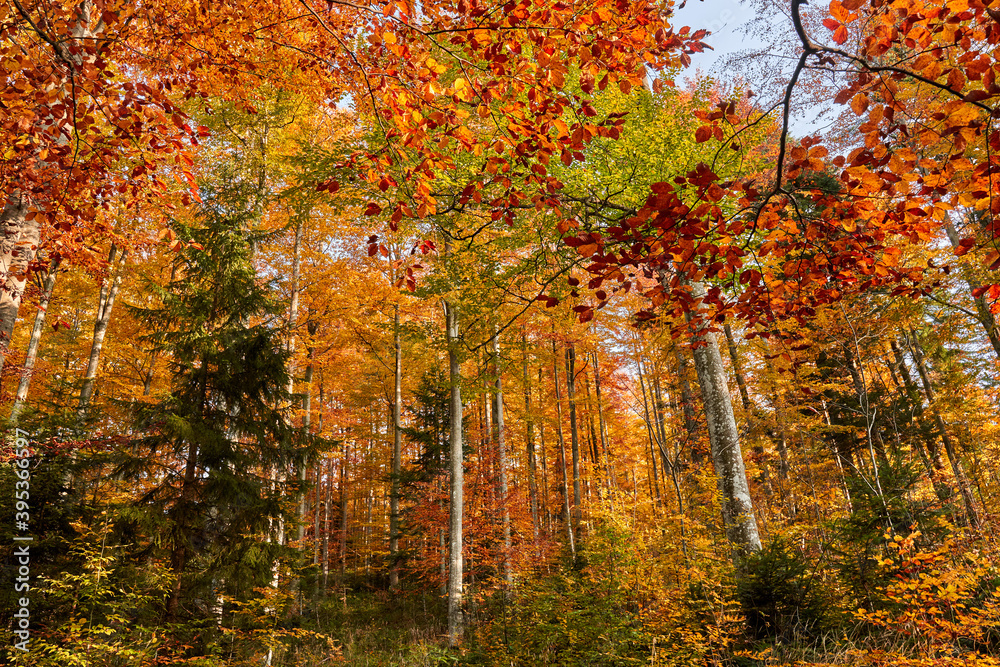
{"left": 115, "top": 203, "right": 295, "bottom": 621}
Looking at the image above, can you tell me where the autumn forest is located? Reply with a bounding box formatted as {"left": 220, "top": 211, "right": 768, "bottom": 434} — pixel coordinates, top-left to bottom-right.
{"left": 4, "top": 0, "right": 1000, "bottom": 665}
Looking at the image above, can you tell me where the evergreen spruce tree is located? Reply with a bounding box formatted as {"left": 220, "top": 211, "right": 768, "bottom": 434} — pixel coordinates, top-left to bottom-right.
{"left": 115, "top": 205, "right": 296, "bottom": 622}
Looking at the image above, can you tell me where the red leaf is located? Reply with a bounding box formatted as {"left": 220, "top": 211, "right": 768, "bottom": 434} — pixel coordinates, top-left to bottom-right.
{"left": 365, "top": 202, "right": 383, "bottom": 216}
{"left": 955, "top": 238, "right": 976, "bottom": 256}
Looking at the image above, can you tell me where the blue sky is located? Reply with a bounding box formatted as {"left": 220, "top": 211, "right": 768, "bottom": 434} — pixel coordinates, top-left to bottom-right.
{"left": 673, "top": 0, "right": 764, "bottom": 75}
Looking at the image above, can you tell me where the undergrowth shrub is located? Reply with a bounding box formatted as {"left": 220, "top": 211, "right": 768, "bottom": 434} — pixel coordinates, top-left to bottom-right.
{"left": 736, "top": 537, "right": 830, "bottom": 642}
{"left": 851, "top": 531, "right": 1000, "bottom": 666}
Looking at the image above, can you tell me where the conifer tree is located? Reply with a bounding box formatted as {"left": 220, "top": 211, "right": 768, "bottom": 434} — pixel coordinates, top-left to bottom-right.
{"left": 116, "top": 204, "right": 296, "bottom": 620}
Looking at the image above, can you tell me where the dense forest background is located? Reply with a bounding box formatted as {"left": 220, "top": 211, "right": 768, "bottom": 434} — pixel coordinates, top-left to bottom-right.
{"left": 4, "top": 0, "right": 1000, "bottom": 665}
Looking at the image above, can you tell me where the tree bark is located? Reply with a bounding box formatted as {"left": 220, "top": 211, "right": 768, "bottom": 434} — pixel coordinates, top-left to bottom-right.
{"left": 552, "top": 341, "right": 576, "bottom": 560}
{"left": 723, "top": 323, "right": 752, "bottom": 411}
{"left": 444, "top": 298, "right": 464, "bottom": 645}
{"left": 944, "top": 217, "right": 1000, "bottom": 360}
{"left": 0, "top": 195, "right": 37, "bottom": 380}
{"left": 10, "top": 257, "right": 59, "bottom": 423}
{"left": 390, "top": 305, "right": 402, "bottom": 590}
{"left": 906, "top": 330, "right": 980, "bottom": 527}
{"left": 686, "top": 281, "right": 761, "bottom": 554}
{"left": 490, "top": 325, "right": 513, "bottom": 586}
{"left": 673, "top": 344, "right": 700, "bottom": 463}
{"left": 592, "top": 351, "right": 614, "bottom": 489}
{"left": 522, "top": 332, "right": 540, "bottom": 540}
{"left": 636, "top": 351, "right": 662, "bottom": 506}
{"left": 77, "top": 246, "right": 126, "bottom": 422}
{"left": 340, "top": 443, "right": 349, "bottom": 577}
{"left": 286, "top": 219, "right": 303, "bottom": 395}
{"left": 564, "top": 344, "right": 582, "bottom": 530}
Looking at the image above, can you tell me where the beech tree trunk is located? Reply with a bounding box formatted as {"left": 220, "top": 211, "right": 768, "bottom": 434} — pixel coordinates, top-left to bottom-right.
{"left": 723, "top": 323, "right": 752, "bottom": 411}
{"left": 0, "top": 195, "right": 39, "bottom": 381}
{"left": 552, "top": 341, "right": 576, "bottom": 560}
{"left": 907, "top": 330, "right": 981, "bottom": 527}
{"left": 891, "top": 339, "right": 947, "bottom": 472}
{"left": 490, "top": 326, "right": 513, "bottom": 586}
{"left": 522, "top": 332, "right": 540, "bottom": 540}
{"left": 444, "top": 298, "right": 464, "bottom": 645}
{"left": 10, "top": 257, "right": 59, "bottom": 423}
{"left": 538, "top": 366, "right": 553, "bottom": 534}
{"left": 322, "top": 457, "right": 332, "bottom": 594}
{"left": 390, "top": 305, "right": 402, "bottom": 590}
{"left": 564, "top": 344, "right": 582, "bottom": 530}
{"left": 340, "top": 443, "right": 349, "bottom": 577}
{"left": 673, "top": 344, "right": 700, "bottom": 462}
{"left": 295, "top": 320, "right": 318, "bottom": 607}
{"left": 686, "top": 281, "right": 761, "bottom": 554}
{"left": 636, "top": 351, "right": 662, "bottom": 505}
{"left": 77, "top": 246, "right": 126, "bottom": 422}
{"left": 944, "top": 217, "right": 1000, "bottom": 360}
{"left": 592, "top": 352, "right": 612, "bottom": 486}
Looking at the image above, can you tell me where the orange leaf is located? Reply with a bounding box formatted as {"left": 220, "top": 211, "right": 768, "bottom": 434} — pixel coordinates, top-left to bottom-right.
{"left": 829, "top": 0, "right": 850, "bottom": 22}
{"left": 851, "top": 94, "right": 869, "bottom": 115}
{"left": 948, "top": 68, "right": 965, "bottom": 92}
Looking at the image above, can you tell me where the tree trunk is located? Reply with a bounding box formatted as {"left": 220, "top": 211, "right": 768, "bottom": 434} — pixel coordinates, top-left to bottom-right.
{"left": 538, "top": 367, "right": 552, "bottom": 534}
{"left": 636, "top": 352, "right": 662, "bottom": 506}
{"left": 592, "top": 352, "right": 614, "bottom": 490}
{"left": 296, "top": 320, "right": 318, "bottom": 606}
{"left": 390, "top": 305, "right": 402, "bottom": 590}
{"left": 10, "top": 257, "right": 59, "bottom": 423}
{"left": 167, "top": 440, "right": 199, "bottom": 619}
{"left": 583, "top": 366, "right": 602, "bottom": 493}
{"left": 906, "top": 330, "right": 980, "bottom": 527}
{"left": 444, "top": 298, "right": 464, "bottom": 645}
{"left": 723, "top": 323, "right": 752, "bottom": 411}
{"left": 340, "top": 443, "right": 349, "bottom": 577}
{"left": 652, "top": 372, "right": 673, "bottom": 484}
{"left": 77, "top": 246, "right": 126, "bottom": 422}
{"left": 491, "top": 325, "right": 513, "bottom": 587}
{"left": 286, "top": 220, "right": 303, "bottom": 394}
{"left": 686, "top": 281, "right": 762, "bottom": 554}
{"left": 552, "top": 341, "right": 576, "bottom": 560}
{"left": 891, "top": 339, "right": 947, "bottom": 471}
{"left": 673, "top": 344, "right": 700, "bottom": 463}
{"left": 522, "top": 332, "right": 540, "bottom": 540}
{"left": 0, "top": 196, "right": 37, "bottom": 380}
{"left": 843, "top": 342, "right": 889, "bottom": 469}
{"left": 944, "top": 217, "right": 1000, "bottom": 360}
{"left": 564, "top": 344, "right": 582, "bottom": 530}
